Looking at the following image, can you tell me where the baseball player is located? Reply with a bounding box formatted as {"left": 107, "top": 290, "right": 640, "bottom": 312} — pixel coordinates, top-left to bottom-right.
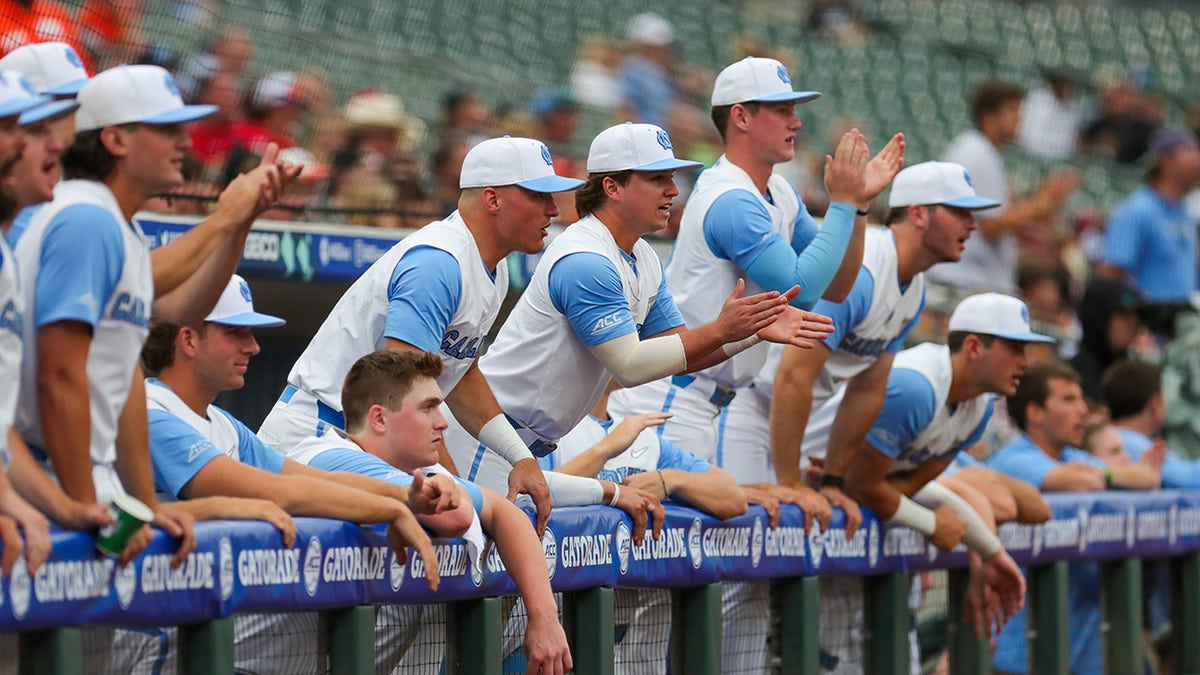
{"left": 843, "top": 293, "right": 1054, "bottom": 641}
{"left": 288, "top": 349, "right": 572, "bottom": 675}
{"left": 603, "top": 57, "right": 904, "bottom": 673}
{"left": 257, "top": 136, "right": 584, "bottom": 535}
{"left": 729, "top": 160, "right": 997, "bottom": 673}
{"left": 139, "top": 276, "right": 446, "bottom": 675}
{"left": 446, "top": 121, "right": 833, "bottom": 498}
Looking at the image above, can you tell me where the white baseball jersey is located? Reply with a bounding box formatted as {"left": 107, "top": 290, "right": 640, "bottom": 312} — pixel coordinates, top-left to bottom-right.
{"left": 15, "top": 180, "right": 152, "bottom": 499}
{"left": 480, "top": 216, "right": 664, "bottom": 443}
{"left": 0, "top": 236, "right": 21, "bottom": 468}
{"left": 663, "top": 156, "right": 801, "bottom": 388}
{"left": 260, "top": 211, "right": 507, "bottom": 451}
{"left": 867, "top": 343, "right": 993, "bottom": 474}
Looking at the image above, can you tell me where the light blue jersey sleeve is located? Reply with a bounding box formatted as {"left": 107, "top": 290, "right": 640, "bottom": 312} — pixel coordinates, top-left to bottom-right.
{"left": 656, "top": 438, "right": 713, "bottom": 473}
{"left": 951, "top": 404, "right": 993, "bottom": 455}
{"left": 549, "top": 252, "right": 638, "bottom": 346}
{"left": 704, "top": 190, "right": 854, "bottom": 310}
{"left": 385, "top": 246, "right": 462, "bottom": 352}
{"left": 987, "top": 441, "right": 1059, "bottom": 488}
{"left": 35, "top": 204, "right": 125, "bottom": 327}
{"left": 886, "top": 288, "right": 926, "bottom": 353}
{"left": 640, "top": 258, "right": 685, "bottom": 337}
{"left": 815, "top": 266, "right": 874, "bottom": 350}
{"left": 147, "top": 409, "right": 228, "bottom": 499}
{"left": 445, "top": 473, "right": 485, "bottom": 514}
{"left": 217, "top": 409, "right": 287, "bottom": 473}
{"left": 306, "top": 446, "right": 415, "bottom": 488}
{"left": 864, "top": 368, "right": 937, "bottom": 458}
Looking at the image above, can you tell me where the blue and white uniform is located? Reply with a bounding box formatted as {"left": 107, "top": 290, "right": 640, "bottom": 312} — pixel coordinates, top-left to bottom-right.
{"left": 0, "top": 236, "right": 22, "bottom": 469}
{"left": 15, "top": 179, "right": 153, "bottom": 501}
{"left": 864, "top": 343, "right": 993, "bottom": 474}
{"left": 987, "top": 434, "right": 1105, "bottom": 674}
{"left": 1118, "top": 427, "right": 1200, "bottom": 488}
{"left": 608, "top": 155, "right": 854, "bottom": 466}
{"left": 447, "top": 215, "right": 684, "bottom": 494}
{"left": 257, "top": 211, "right": 509, "bottom": 453}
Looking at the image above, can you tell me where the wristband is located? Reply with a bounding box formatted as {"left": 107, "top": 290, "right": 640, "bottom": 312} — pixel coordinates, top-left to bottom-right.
{"left": 658, "top": 470, "right": 669, "bottom": 496}
{"left": 722, "top": 334, "right": 763, "bottom": 357}
{"left": 888, "top": 496, "right": 938, "bottom": 536}
{"left": 477, "top": 414, "right": 535, "bottom": 466}
{"left": 819, "top": 474, "right": 845, "bottom": 490}
{"left": 855, "top": 207, "right": 869, "bottom": 216}
{"left": 1103, "top": 467, "right": 1114, "bottom": 489}
{"left": 608, "top": 483, "right": 621, "bottom": 507}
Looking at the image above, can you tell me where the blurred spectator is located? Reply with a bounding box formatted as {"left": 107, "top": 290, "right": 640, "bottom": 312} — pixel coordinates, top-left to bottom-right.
{"left": 188, "top": 70, "right": 242, "bottom": 173}
{"left": 175, "top": 27, "right": 253, "bottom": 99}
{"left": 570, "top": 35, "right": 622, "bottom": 109}
{"left": 439, "top": 89, "right": 490, "bottom": 147}
{"left": 1099, "top": 128, "right": 1200, "bottom": 335}
{"left": 430, "top": 132, "right": 472, "bottom": 217}
{"left": 78, "top": 0, "right": 146, "bottom": 69}
{"left": 232, "top": 71, "right": 307, "bottom": 152}
{"left": 260, "top": 146, "right": 327, "bottom": 221}
{"left": 1079, "top": 75, "right": 1162, "bottom": 164}
{"left": 1070, "top": 276, "right": 1145, "bottom": 404}
{"left": 934, "top": 80, "right": 1078, "bottom": 294}
{"left": 1083, "top": 421, "right": 1128, "bottom": 466}
{"left": 1017, "top": 70, "right": 1084, "bottom": 160}
{"left": 533, "top": 86, "right": 585, "bottom": 223}
{"left": 805, "top": 0, "right": 869, "bottom": 46}
{"left": 1018, "top": 263, "right": 1078, "bottom": 360}
{"left": 0, "top": 0, "right": 91, "bottom": 70}
{"left": 1104, "top": 359, "right": 1196, "bottom": 487}
{"left": 618, "top": 12, "right": 675, "bottom": 127}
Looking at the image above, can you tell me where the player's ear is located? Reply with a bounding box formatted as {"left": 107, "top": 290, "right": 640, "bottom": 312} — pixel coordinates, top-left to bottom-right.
{"left": 177, "top": 326, "right": 199, "bottom": 356}
{"left": 99, "top": 125, "right": 129, "bottom": 159}
{"left": 368, "top": 403, "right": 389, "bottom": 433}
{"left": 602, "top": 175, "right": 622, "bottom": 200}
{"left": 479, "top": 186, "right": 502, "bottom": 213}
{"left": 731, "top": 103, "right": 751, "bottom": 132}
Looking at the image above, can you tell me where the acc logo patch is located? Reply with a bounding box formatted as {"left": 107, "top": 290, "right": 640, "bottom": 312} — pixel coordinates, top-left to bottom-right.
{"left": 114, "top": 562, "right": 137, "bottom": 609}
{"left": 542, "top": 528, "right": 558, "bottom": 580}
{"left": 616, "top": 521, "right": 632, "bottom": 575}
{"left": 9, "top": 557, "right": 30, "bottom": 620}
{"left": 688, "top": 518, "right": 703, "bottom": 569}
{"left": 303, "top": 536, "right": 322, "bottom": 597}
{"left": 219, "top": 537, "right": 234, "bottom": 601}
{"left": 389, "top": 551, "right": 405, "bottom": 592}
{"left": 751, "top": 517, "right": 764, "bottom": 568}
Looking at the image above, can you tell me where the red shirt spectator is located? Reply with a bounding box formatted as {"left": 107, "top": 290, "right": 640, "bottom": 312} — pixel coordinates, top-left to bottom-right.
{"left": 0, "top": 0, "right": 93, "bottom": 71}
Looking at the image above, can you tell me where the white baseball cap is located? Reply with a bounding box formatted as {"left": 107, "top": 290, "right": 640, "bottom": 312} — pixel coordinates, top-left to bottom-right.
{"left": 459, "top": 136, "right": 585, "bottom": 192}
{"left": 204, "top": 275, "right": 285, "bottom": 327}
{"left": 75, "top": 65, "right": 218, "bottom": 133}
{"left": 887, "top": 161, "right": 1001, "bottom": 210}
{"left": 627, "top": 13, "right": 674, "bottom": 46}
{"left": 711, "top": 57, "right": 821, "bottom": 107}
{"left": 0, "top": 42, "right": 89, "bottom": 96}
{"left": 0, "top": 70, "right": 68, "bottom": 126}
{"left": 948, "top": 293, "right": 1054, "bottom": 343}
{"left": 587, "top": 122, "right": 704, "bottom": 173}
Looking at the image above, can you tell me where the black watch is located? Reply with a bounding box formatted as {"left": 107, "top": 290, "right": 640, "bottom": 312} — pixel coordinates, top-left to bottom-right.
{"left": 819, "top": 474, "right": 845, "bottom": 490}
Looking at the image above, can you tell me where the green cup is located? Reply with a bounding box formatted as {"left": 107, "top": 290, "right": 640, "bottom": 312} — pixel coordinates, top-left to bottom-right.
{"left": 95, "top": 493, "right": 154, "bottom": 558}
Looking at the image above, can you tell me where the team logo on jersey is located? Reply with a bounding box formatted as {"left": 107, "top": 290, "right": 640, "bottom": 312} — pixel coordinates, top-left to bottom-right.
{"left": 8, "top": 557, "right": 29, "bottom": 620}
{"left": 303, "top": 537, "right": 322, "bottom": 596}
{"left": 64, "top": 46, "right": 83, "bottom": 68}
{"left": 867, "top": 520, "right": 880, "bottom": 569}
{"left": 109, "top": 292, "right": 150, "bottom": 329}
{"left": 687, "top": 518, "right": 703, "bottom": 569}
{"left": 540, "top": 144, "right": 553, "bottom": 166}
{"left": 219, "top": 537, "right": 234, "bottom": 601}
{"left": 389, "top": 551, "right": 405, "bottom": 591}
{"left": 776, "top": 65, "right": 791, "bottom": 85}
{"left": 114, "top": 561, "right": 137, "bottom": 609}
{"left": 616, "top": 521, "right": 632, "bottom": 575}
{"left": 441, "top": 330, "right": 481, "bottom": 360}
{"left": 751, "top": 516, "right": 764, "bottom": 568}
{"left": 542, "top": 528, "right": 558, "bottom": 580}
{"left": 591, "top": 310, "right": 625, "bottom": 336}
{"left": 0, "top": 300, "right": 22, "bottom": 337}
{"left": 239, "top": 279, "right": 253, "bottom": 302}
{"left": 163, "top": 73, "right": 181, "bottom": 97}
{"left": 656, "top": 129, "right": 672, "bottom": 151}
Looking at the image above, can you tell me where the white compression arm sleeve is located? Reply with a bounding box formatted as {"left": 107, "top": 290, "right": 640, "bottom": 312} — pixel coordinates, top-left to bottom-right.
{"left": 887, "top": 495, "right": 937, "bottom": 536}
{"left": 914, "top": 481, "right": 1002, "bottom": 558}
{"left": 588, "top": 331, "right": 687, "bottom": 388}
{"left": 476, "top": 414, "right": 534, "bottom": 466}
{"left": 543, "top": 471, "right": 605, "bottom": 506}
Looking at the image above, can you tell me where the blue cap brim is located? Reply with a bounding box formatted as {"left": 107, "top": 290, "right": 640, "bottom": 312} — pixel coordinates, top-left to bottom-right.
{"left": 43, "top": 78, "right": 89, "bottom": 97}
{"left": 943, "top": 196, "right": 1002, "bottom": 210}
{"left": 212, "top": 312, "right": 286, "bottom": 327}
{"left": 19, "top": 98, "right": 78, "bottom": 125}
{"left": 0, "top": 96, "right": 47, "bottom": 120}
{"left": 992, "top": 330, "right": 1056, "bottom": 344}
{"left": 515, "top": 174, "right": 587, "bottom": 193}
{"left": 754, "top": 90, "right": 822, "bottom": 104}
{"left": 631, "top": 157, "right": 705, "bottom": 172}
{"left": 141, "top": 104, "right": 219, "bottom": 125}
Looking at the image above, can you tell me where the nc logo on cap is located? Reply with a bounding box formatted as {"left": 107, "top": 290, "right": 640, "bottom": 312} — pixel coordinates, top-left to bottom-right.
{"left": 656, "top": 129, "right": 672, "bottom": 150}
{"left": 777, "top": 65, "right": 791, "bottom": 85}
{"left": 64, "top": 46, "right": 83, "bottom": 68}
{"left": 238, "top": 279, "right": 252, "bottom": 302}
{"left": 963, "top": 170, "right": 974, "bottom": 188}
{"left": 540, "top": 144, "right": 552, "bottom": 166}
{"left": 163, "top": 73, "right": 180, "bottom": 97}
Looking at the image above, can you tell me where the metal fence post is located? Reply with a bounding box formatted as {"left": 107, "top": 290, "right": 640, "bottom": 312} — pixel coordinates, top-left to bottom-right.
{"left": 775, "top": 576, "right": 819, "bottom": 674}
{"left": 563, "top": 586, "right": 614, "bottom": 675}
{"left": 946, "top": 567, "right": 989, "bottom": 675}
{"left": 1102, "top": 557, "right": 1142, "bottom": 675}
{"left": 18, "top": 627, "right": 82, "bottom": 675}
{"left": 1028, "top": 562, "right": 1070, "bottom": 675}
{"left": 326, "top": 605, "right": 376, "bottom": 675}
{"left": 446, "top": 597, "right": 502, "bottom": 675}
{"left": 670, "top": 583, "right": 722, "bottom": 675}
{"left": 178, "top": 618, "right": 235, "bottom": 675}
{"left": 1175, "top": 552, "right": 1200, "bottom": 673}
{"left": 864, "top": 572, "right": 910, "bottom": 675}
